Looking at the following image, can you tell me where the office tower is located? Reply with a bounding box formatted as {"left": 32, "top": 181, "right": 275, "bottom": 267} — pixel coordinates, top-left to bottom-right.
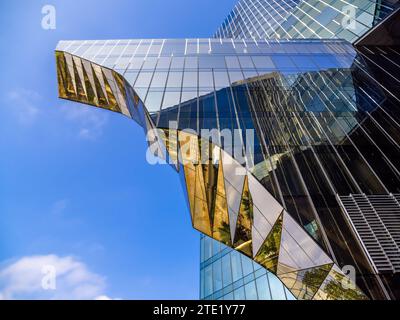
{"left": 210, "top": 0, "right": 400, "bottom": 301}
{"left": 55, "top": 1, "right": 400, "bottom": 300}
{"left": 215, "top": 0, "right": 400, "bottom": 43}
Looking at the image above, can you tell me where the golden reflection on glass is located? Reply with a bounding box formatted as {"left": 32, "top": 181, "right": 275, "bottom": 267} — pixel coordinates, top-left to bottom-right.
{"left": 278, "top": 263, "right": 333, "bottom": 300}
{"left": 178, "top": 131, "right": 199, "bottom": 165}
{"left": 72, "top": 58, "right": 86, "bottom": 101}
{"left": 233, "top": 176, "right": 253, "bottom": 257}
{"left": 102, "top": 71, "right": 120, "bottom": 112}
{"left": 254, "top": 213, "right": 283, "bottom": 273}
{"left": 192, "top": 162, "right": 212, "bottom": 236}
{"left": 182, "top": 164, "right": 196, "bottom": 221}
{"left": 314, "top": 266, "right": 369, "bottom": 300}
{"left": 212, "top": 150, "right": 231, "bottom": 246}
{"left": 82, "top": 62, "right": 97, "bottom": 104}
{"left": 162, "top": 129, "right": 179, "bottom": 166}
{"left": 92, "top": 65, "right": 109, "bottom": 107}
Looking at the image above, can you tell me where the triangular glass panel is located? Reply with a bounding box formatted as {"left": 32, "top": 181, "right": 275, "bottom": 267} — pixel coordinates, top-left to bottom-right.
{"left": 72, "top": 58, "right": 87, "bottom": 101}
{"left": 91, "top": 65, "right": 108, "bottom": 107}
{"left": 72, "top": 56, "right": 87, "bottom": 97}
{"left": 81, "top": 61, "right": 97, "bottom": 105}
{"left": 313, "top": 264, "right": 368, "bottom": 300}
{"left": 101, "top": 69, "right": 121, "bottom": 112}
{"left": 64, "top": 53, "right": 77, "bottom": 94}
{"left": 228, "top": 207, "right": 239, "bottom": 244}
{"left": 277, "top": 263, "right": 333, "bottom": 300}
{"left": 278, "top": 211, "right": 332, "bottom": 272}
{"left": 252, "top": 205, "right": 274, "bottom": 256}
{"left": 55, "top": 52, "right": 68, "bottom": 98}
{"left": 221, "top": 150, "right": 245, "bottom": 198}
{"left": 81, "top": 60, "right": 98, "bottom": 104}
{"left": 212, "top": 150, "right": 231, "bottom": 246}
{"left": 247, "top": 172, "right": 283, "bottom": 226}
{"left": 254, "top": 213, "right": 283, "bottom": 273}
{"left": 233, "top": 175, "right": 253, "bottom": 258}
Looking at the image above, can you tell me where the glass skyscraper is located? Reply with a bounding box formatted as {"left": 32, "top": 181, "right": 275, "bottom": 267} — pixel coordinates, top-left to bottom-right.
{"left": 55, "top": 1, "right": 400, "bottom": 300}
{"left": 215, "top": 0, "right": 399, "bottom": 43}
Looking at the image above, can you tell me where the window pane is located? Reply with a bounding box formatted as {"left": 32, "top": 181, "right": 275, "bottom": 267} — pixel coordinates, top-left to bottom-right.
{"left": 225, "top": 56, "right": 240, "bottom": 69}
{"left": 162, "top": 91, "right": 180, "bottom": 108}
{"left": 272, "top": 55, "right": 296, "bottom": 69}
{"left": 199, "top": 56, "right": 226, "bottom": 69}
{"left": 241, "top": 255, "right": 254, "bottom": 277}
{"left": 212, "top": 239, "right": 221, "bottom": 255}
{"left": 204, "top": 236, "right": 212, "bottom": 260}
{"left": 268, "top": 273, "right": 286, "bottom": 300}
{"left": 183, "top": 71, "right": 198, "bottom": 89}
{"left": 129, "top": 57, "right": 144, "bottom": 70}
{"left": 185, "top": 57, "right": 198, "bottom": 69}
{"left": 223, "top": 292, "right": 234, "bottom": 300}
{"left": 238, "top": 56, "right": 254, "bottom": 69}
{"left": 312, "top": 55, "right": 338, "bottom": 69}
{"left": 233, "top": 286, "right": 245, "bottom": 300}
{"left": 199, "top": 71, "right": 214, "bottom": 89}
{"left": 213, "top": 259, "right": 223, "bottom": 292}
{"left": 231, "top": 251, "right": 242, "bottom": 282}
{"left": 285, "top": 287, "right": 296, "bottom": 300}
{"left": 124, "top": 71, "right": 138, "bottom": 85}
{"left": 214, "top": 70, "right": 229, "bottom": 89}
{"left": 204, "top": 265, "right": 213, "bottom": 297}
{"left": 222, "top": 254, "right": 233, "bottom": 287}
{"left": 229, "top": 71, "right": 244, "bottom": 83}
{"left": 135, "top": 72, "right": 153, "bottom": 87}
{"left": 256, "top": 275, "right": 272, "bottom": 300}
{"left": 170, "top": 57, "right": 185, "bottom": 70}
{"left": 251, "top": 56, "right": 275, "bottom": 69}
{"left": 151, "top": 72, "right": 168, "bottom": 88}
{"left": 156, "top": 57, "right": 171, "bottom": 70}
{"left": 167, "top": 72, "right": 183, "bottom": 88}
{"left": 145, "top": 91, "right": 163, "bottom": 112}
{"left": 291, "top": 55, "right": 318, "bottom": 70}
{"left": 244, "top": 281, "right": 258, "bottom": 300}
{"left": 142, "top": 58, "right": 158, "bottom": 70}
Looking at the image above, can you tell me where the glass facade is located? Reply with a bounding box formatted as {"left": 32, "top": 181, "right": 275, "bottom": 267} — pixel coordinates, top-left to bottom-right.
{"left": 55, "top": 0, "right": 400, "bottom": 301}
{"left": 200, "top": 235, "right": 295, "bottom": 300}
{"left": 215, "top": 0, "right": 400, "bottom": 43}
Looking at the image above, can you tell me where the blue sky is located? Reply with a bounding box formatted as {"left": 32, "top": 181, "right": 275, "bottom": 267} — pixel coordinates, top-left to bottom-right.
{"left": 0, "top": 0, "right": 237, "bottom": 299}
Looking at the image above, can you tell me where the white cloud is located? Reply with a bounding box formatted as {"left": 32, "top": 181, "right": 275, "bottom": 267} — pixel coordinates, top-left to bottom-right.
{"left": 0, "top": 255, "right": 113, "bottom": 300}
{"left": 61, "top": 104, "right": 108, "bottom": 140}
{"left": 6, "top": 89, "right": 41, "bottom": 125}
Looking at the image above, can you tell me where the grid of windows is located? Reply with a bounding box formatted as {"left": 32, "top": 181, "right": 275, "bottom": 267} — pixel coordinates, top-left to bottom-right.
{"left": 214, "top": 0, "right": 399, "bottom": 43}
{"left": 200, "top": 235, "right": 295, "bottom": 300}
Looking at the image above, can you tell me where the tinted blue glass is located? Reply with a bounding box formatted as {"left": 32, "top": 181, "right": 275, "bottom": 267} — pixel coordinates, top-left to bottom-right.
{"left": 256, "top": 275, "right": 272, "bottom": 300}
{"left": 272, "top": 55, "right": 296, "bottom": 70}
{"left": 291, "top": 55, "right": 318, "bottom": 71}
{"left": 268, "top": 273, "right": 287, "bottom": 300}
{"left": 312, "top": 55, "right": 339, "bottom": 69}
